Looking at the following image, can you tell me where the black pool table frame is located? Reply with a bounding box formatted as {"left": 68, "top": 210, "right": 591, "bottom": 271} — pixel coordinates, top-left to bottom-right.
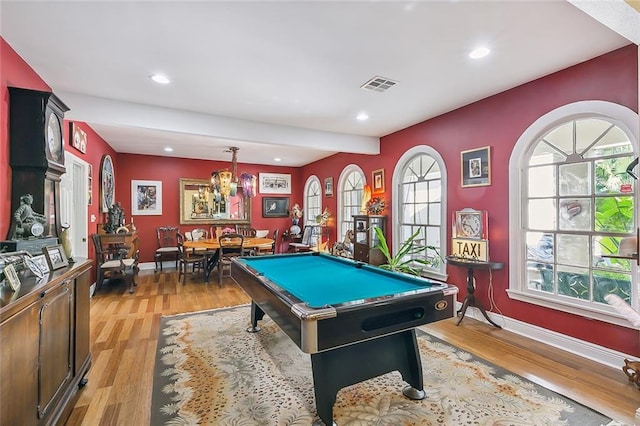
{"left": 231, "top": 252, "right": 458, "bottom": 426}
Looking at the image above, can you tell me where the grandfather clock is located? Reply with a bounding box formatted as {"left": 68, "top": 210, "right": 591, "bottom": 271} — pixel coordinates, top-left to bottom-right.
{"left": 3, "top": 87, "right": 69, "bottom": 253}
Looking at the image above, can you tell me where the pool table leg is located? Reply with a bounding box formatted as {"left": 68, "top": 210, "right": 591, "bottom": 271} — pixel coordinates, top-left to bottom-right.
{"left": 310, "top": 329, "right": 425, "bottom": 426}
{"left": 246, "top": 301, "right": 265, "bottom": 333}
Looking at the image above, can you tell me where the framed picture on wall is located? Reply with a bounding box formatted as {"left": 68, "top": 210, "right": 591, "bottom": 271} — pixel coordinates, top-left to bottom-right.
{"left": 372, "top": 169, "right": 385, "bottom": 194}
{"left": 70, "top": 122, "right": 87, "bottom": 154}
{"left": 461, "top": 146, "right": 491, "bottom": 188}
{"left": 259, "top": 173, "right": 291, "bottom": 194}
{"left": 262, "top": 197, "right": 290, "bottom": 218}
{"left": 100, "top": 154, "right": 115, "bottom": 213}
{"left": 324, "top": 177, "right": 333, "bottom": 197}
{"left": 131, "top": 180, "right": 163, "bottom": 215}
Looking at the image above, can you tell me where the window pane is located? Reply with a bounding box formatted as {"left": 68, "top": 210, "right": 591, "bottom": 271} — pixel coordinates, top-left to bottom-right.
{"left": 429, "top": 202, "right": 441, "bottom": 226}
{"left": 594, "top": 196, "right": 634, "bottom": 233}
{"left": 595, "top": 156, "right": 635, "bottom": 194}
{"left": 527, "top": 261, "right": 554, "bottom": 292}
{"left": 402, "top": 183, "right": 415, "bottom": 203}
{"left": 557, "top": 234, "right": 589, "bottom": 267}
{"left": 402, "top": 204, "right": 414, "bottom": 223}
{"left": 526, "top": 232, "right": 554, "bottom": 263}
{"left": 428, "top": 180, "right": 441, "bottom": 202}
{"left": 528, "top": 166, "right": 556, "bottom": 197}
{"left": 575, "top": 119, "right": 614, "bottom": 154}
{"left": 557, "top": 265, "right": 590, "bottom": 300}
{"left": 593, "top": 236, "right": 632, "bottom": 271}
{"left": 415, "top": 205, "right": 427, "bottom": 223}
{"left": 559, "top": 163, "right": 590, "bottom": 196}
{"left": 528, "top": 199, "right": 556, "bottom": 231}
{"left": 415, "top": 181, "right": 428, "bottom": 202}
{"left": 559, "top": 198, "right": 591, "bottom": 231}
{"left": 585, "top": 125, "right": 633, "bottom": 158}
{"left": 544, "top": 122, "right": 574, "bottom": 155}
{"left": 530, "top": 142, "right": 566, "bottom": 165}
{"left": 593, "top": 270, "right": 632, "bottom": 304}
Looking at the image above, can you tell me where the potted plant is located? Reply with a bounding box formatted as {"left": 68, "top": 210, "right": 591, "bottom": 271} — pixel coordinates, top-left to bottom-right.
{"left": 374, "top": 227, "right": 442, "bottom": 276}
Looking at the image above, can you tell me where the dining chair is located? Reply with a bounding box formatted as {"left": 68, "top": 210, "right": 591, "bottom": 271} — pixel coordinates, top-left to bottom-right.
{"left": 256, "top": 228, "right": 279, "bottom": 255}
{"left": 154, "top": 226, "right": 179, "bottom": 272}
{"left": 217, "top": 232, "right": 245, "bottom": 285}
{"left": 92, "top": 233, "right": 139, "bottom": 294}
{"left": 237, "top": 226, "right": 257, "bottom": 237}
{"left": 176, "top": 232, "right": 207, "bottom": 285}
{"left": 289, "top": 225, "right": 315, "bottom": 252}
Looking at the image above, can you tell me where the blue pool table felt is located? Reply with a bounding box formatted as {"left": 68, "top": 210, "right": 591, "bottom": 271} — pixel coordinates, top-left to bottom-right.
{"left": 239, "top": 255, "right": 436, "bottom": 308}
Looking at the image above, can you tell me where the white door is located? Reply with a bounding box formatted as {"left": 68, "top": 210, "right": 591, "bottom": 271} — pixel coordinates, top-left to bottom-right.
{"left": 60, "top": 151, "right": 89, "bottom": 258}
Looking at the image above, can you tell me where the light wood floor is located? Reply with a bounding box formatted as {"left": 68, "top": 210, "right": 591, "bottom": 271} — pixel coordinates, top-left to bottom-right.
{"left": 65, "top": 269, "right": 640, "bottom": 425}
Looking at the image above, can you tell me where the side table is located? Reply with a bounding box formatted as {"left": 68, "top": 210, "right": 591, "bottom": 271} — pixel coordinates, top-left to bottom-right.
{"left": 446, "top": 256, "right": 504, "bottom": 328}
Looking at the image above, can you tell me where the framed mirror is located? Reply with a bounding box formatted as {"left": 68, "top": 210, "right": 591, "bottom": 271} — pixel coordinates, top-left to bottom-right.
{"left": 179, "top": 178, "right": 251, "bottom": 225}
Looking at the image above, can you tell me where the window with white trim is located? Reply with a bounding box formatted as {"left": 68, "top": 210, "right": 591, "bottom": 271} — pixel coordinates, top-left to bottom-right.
{"left": 338, "top": 165, "right": 365, "bottom": 241}
{"left": 508, "top": 101, "right": 639, "bottom": 326}
{"left": 393, "top": 146, "right": 448, "bottom": 280}
{"left": 304, "top": 176, "right": 321, "bottom": 227}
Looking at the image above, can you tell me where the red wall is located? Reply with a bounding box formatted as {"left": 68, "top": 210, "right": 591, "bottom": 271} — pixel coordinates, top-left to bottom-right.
{"left": 303, "top": 44, "right": 640, "bottom": 355}
{"left": 116, "top": 154, "right": 301, "bottom": 262}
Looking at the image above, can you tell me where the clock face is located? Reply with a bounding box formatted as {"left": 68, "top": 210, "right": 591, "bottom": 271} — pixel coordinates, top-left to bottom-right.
{"left": 46, "top": 112, "right": 63, "bottom": 163}
{"left": 460, "top": 214, "right": 482, "bottom": 238}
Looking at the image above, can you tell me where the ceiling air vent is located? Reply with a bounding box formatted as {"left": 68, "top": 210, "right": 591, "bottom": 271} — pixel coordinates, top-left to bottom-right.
{"left": 361, "top": 76, "right": 398, "bottom": 93}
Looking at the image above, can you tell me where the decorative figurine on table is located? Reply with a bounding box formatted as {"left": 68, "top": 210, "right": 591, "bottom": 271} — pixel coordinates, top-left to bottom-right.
{"left": 11, "top": 193, "right": 47, "bottom": 240}
{"left": 316, "top": 207, "right": 331, "bottom": 226}
{"left": 290, "top": 203, "right": 303, "bottom": 235}
{"left": 104, "top": 202, "right": 125, "bottom": 233}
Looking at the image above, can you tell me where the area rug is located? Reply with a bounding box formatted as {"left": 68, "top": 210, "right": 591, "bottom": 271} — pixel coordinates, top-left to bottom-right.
{"left": 151, "top": 305, "right": 618, "bottom": 425}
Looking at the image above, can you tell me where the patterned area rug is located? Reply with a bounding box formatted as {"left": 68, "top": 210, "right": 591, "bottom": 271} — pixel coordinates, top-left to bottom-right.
{"left": 151, "top": 305, "right": 618, "bottom": 425}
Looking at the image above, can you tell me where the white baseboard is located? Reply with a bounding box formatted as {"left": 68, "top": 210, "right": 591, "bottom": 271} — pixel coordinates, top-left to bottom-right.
{"left": 460, "top": 304, "right": 636, "bottom": 370}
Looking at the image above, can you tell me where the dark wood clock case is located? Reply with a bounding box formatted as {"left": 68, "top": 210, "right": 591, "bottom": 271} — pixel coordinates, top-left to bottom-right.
{"left": 6, "top": 87, "right": 69, "bottom": 243}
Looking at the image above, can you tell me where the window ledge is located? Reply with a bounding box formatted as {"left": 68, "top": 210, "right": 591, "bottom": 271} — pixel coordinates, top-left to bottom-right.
{"left": 506, "top": 289, "right": 639, "bottom": 330}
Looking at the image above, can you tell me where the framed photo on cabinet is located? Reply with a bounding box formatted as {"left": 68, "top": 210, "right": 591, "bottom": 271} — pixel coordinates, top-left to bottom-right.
{"left": 461, "top": 146, "right": 491, "bottom": 188}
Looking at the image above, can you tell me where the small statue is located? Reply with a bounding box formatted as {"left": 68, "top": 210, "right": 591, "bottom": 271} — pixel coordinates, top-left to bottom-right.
{"left": 11, "top": 194, "right": 47, "bottom": 240}
{"left": 104, "top": 202, "right": 125, "bottom": 233}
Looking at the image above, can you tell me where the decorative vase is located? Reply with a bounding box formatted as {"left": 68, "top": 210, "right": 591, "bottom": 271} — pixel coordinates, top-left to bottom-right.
{"left": 60, "top": 225, "right": 75, "bottom": 263}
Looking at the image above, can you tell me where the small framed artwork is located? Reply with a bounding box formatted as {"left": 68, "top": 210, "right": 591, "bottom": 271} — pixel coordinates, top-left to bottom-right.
{"left": 132, "top": 180, "right": 163, "bottom": 215}
{"left": 3, "top": 264, "right": 21, "bottom": 292}
{"left": 372, "top": 169, "right": 385, "bottom": 194}
{"left": 259, "top": 173, "right": 292, "bottom": 194}
{"left": 70, "top": 122, "right": 87, "bottom": 154}
{"left": 100, "top": 154, "right": 115, "bottom": 213}
{"left": 324, "top": 177, "right": 333, "bottom": 197}
{"left": 30, "top": 254, "right": 51, "bottom": 276}
{"left": 262, "top": 197, "right": 290, "bottom": 218}
{"left": 88, "top": 163, "right": 93, "bottom": 205}
{"left": 43, "top": 244, "right": 69, "bottom": 270}
{"left": 461, "top": 146, "right": 491, "bottom": 188}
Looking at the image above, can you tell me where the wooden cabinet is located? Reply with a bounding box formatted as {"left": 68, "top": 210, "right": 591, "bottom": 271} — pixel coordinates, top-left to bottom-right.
{"left": 353, "top": 215, "right": 387, "bottom": 266}
{"left": 0, "top": 259, "right": 92, "bottom": 426}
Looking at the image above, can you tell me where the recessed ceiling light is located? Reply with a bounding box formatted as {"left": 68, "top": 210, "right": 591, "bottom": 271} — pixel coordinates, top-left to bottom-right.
{"left": 469, "top": 47, "right": 490, "bottom": 59}
{"left": 274, "top": 157, "right": 281, "bottom": 162}
{"left": 357, "top": 112, "right": 369, "bottom": 121}
{"left": 164, "top": 147, "right": 173, "bottom": 152}
{"left": 150, "top": 74, "right": 170, "bottom": 84}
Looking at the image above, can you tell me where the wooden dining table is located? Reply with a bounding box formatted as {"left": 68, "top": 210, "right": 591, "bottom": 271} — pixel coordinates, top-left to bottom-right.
{"left": 183, "top": 237, "right": 274, "bottom": 283}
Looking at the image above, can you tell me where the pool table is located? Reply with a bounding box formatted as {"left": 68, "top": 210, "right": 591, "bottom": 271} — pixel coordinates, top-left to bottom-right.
{"left": 231, "top": 252, "right": 458, "bottom": 426}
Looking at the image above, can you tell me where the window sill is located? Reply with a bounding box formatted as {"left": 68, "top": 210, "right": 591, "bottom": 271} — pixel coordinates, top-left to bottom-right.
{"left": 506, "top": 289, "right": 639, "bottom": 330}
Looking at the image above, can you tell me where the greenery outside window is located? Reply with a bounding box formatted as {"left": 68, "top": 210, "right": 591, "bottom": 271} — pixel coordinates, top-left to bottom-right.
{"left": 508, "top": 101, "right": 639, "bottom": 327}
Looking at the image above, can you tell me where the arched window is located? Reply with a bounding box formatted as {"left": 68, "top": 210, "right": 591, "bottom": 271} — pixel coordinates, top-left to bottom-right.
{"left": 508, "top": 101, "right": 639, "bottom": 326}
{"left": 392, "top": 146, "right": 448, "bottom": 280}
{"left": 304, "top": 175, "right": 321, "bottom": 227}
{"left": 337, "top": 165, "right": 365, "bottom": 241}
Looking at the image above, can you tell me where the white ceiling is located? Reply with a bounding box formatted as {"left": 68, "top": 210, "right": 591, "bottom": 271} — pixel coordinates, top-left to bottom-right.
{"left": 1, "top": 1, "right": 638, "bottom": 167}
